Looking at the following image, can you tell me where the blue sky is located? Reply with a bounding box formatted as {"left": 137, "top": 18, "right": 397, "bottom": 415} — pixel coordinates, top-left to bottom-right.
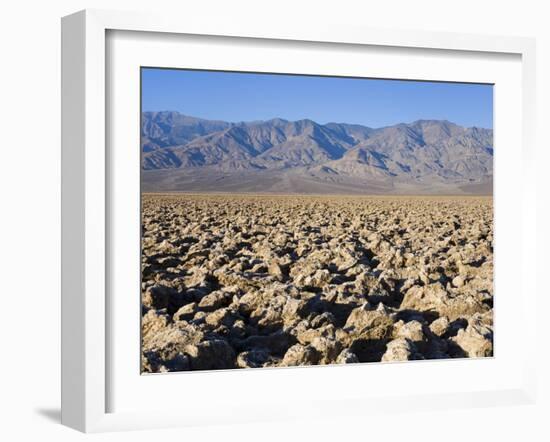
{"left": 141, "top": 68, "right": 493, "bottom": 129}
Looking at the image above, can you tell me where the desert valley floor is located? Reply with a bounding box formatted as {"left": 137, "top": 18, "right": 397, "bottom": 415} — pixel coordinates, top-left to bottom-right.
{"left": 141, "top": 194, "right": 493, "bottom": 372}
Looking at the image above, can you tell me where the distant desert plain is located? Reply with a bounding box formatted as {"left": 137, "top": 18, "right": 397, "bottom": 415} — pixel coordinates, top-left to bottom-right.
{"left": 140, "top": 113, "right": 494, "bottom": 373}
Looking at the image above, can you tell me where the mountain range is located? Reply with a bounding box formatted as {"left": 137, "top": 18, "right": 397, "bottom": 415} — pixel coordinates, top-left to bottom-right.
{"left": 141, "top": 111, "right": 493, "bottom": 195}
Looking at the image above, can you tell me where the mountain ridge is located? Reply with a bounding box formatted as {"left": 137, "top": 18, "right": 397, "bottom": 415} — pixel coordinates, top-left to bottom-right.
{"left": 141, "top": 111, "right": 493, "bottom": 195}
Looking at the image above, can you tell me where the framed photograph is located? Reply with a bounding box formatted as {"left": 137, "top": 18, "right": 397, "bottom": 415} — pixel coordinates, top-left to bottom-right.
{"left": 61, "top": 9, "right": 537, "bottom": 432}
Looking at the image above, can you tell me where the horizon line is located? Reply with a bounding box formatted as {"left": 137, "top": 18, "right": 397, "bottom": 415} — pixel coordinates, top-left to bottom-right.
{"left": 141, "top": 110, "right": 493, "bottom": 131}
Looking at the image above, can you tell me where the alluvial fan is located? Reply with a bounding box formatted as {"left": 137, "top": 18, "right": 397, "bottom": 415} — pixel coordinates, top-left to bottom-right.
{"left": 141, "top": 194, "right": 493, "bottom": 373}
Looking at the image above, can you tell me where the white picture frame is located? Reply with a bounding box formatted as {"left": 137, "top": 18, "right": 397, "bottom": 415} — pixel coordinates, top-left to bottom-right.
{"left": 61, "top": 9, "right": 537, "bottom": 433}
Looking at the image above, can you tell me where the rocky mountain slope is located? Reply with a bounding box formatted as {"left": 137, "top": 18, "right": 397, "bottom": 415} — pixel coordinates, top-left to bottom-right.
{"left": 141, "top": 111, "right": 493, "bottom": 194}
